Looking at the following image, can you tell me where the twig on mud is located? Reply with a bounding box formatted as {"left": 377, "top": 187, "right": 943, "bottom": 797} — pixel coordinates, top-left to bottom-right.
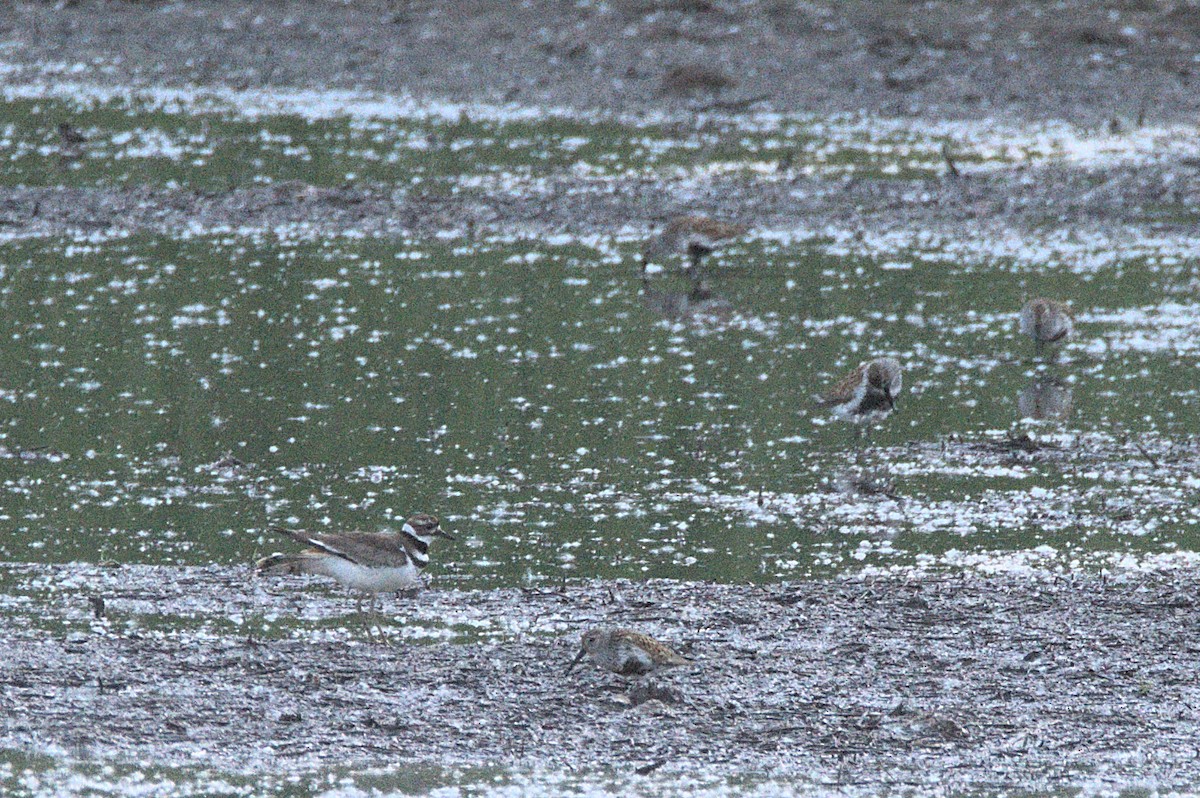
{"left": 518, "top": 586, "right": 575, "bottom": 602}
{"left": 941, "top": 142, "right": 961, "bottom": 178}
{"left": 980, "top": 431, "right": 1060, "bottom": 455}
{"left": 761, "top": 725, "right": 811, "bottom": 736}
{"left": 635, "top": 759, "right": 667, "bottom": 775}
{"left": 1130, "top": 438, "right": 1160, "bottom": 469}
{"left": 765, "top": 591, "right": 804, "bottom": 606}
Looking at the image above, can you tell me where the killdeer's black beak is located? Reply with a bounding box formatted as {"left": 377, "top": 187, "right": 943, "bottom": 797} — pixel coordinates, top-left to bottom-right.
{"left": 884, "top": 387, "right": 895, "bottom": 410}
{"left": 565, "top": 647, "right": 587, "bottom": 675}
{"left": 433, "top": 526, "right": 457, "bottom": 541}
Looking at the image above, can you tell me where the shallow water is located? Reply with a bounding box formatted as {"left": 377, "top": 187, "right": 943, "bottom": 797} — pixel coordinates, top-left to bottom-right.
{"left": 3, "top": 225, "right": 1200, "bottom": 584}
{"left": 3, "top": 85, "right": 1200, "bottom": 587}
{"left": 4, "top": 74, "right": 1200, "bottom": 798}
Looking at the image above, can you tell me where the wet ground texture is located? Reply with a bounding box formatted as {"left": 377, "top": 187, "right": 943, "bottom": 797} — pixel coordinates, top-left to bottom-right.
{"left": 3, "top": 564, "right": 1199, "bottom": 792}
{"left": 4, "top": 2, "right": 1200, "bottom": 794}
{"left": 5, "top": 0, "right": 1200, "bottom": 125}
{"left": 2, "top": 1, "right": 1200, "bottom": 241}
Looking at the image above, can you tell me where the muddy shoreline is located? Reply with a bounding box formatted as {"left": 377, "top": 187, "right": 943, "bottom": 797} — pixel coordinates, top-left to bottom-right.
{"left": 4, "top": 3, "right": 1200, "bottom": 792}
{"left": 3, "top": 159, "right": 1200, "bottom": 247}
{"left": 5, "top": 0, "right": 1200, "bottom": 126}
{"left": 4, "top": 563, "right": 1200, "bottom": 790}
{"left": 0, "top": 2, "right": 1198, "bottom": 245}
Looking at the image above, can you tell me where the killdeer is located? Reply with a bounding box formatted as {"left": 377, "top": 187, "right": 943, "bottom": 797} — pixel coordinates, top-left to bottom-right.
{"left": 814, "top": 357, "right": 904, "bottom": 426}
{"left": 1019, "top": 298, "right": 1073, "bottom": 360}
{"left": 566, "top": 628, "right": 692, "bottom": 676}
{"left": 641, "top": 215, "right": 747, "bottom": 285}
{"left": 255, "top": 513, "right": 455, "bottom": 597}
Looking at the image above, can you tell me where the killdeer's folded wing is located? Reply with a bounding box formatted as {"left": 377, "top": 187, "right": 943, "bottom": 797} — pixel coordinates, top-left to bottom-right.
{"left": 269, "top": 527, "right": 411, "bottom": 568}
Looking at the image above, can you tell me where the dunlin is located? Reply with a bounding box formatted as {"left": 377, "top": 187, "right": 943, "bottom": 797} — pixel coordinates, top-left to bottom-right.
{"left": 1019, "top": 298, "right": 1073, "bottom": 359}
{"left": 814, "top": 357, "right": 903, "bottom": 426}
{"left": 566, "top": 628, "right": 692, "bottom": 677}
{"left": 641, "top": 215, "right": 747, "bottom": 284}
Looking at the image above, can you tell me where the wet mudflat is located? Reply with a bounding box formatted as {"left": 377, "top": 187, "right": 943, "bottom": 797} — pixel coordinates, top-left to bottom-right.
{"left": 3, "top": 562, "right": 1200, "bottom": 795}
{"left": 3, "top": 1, "right": 1200, "bottom": 795}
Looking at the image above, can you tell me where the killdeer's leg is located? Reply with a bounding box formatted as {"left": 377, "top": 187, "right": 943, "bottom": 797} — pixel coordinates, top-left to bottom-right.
{"left": 349, "top": 590, "right": 382, "bottom": 642}
{"left": 363, "top": 593, "right": 392, "bottom": 644}
{"left": 372, "top": 602, "right": 392, "bottom": 645}
{"left": 350, "top": 592, "right": 370, "bottom": 639}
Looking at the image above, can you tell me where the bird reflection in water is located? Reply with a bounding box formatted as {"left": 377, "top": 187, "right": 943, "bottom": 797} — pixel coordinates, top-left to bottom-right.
{"left": 1017, "top": 375, "right": 1074, "bottom": 422}
{"left": 638, "top": 273, "right": 734, "bottom": 325}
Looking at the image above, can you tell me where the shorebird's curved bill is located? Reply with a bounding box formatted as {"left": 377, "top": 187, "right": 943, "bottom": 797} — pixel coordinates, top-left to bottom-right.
{"left": 434, "top": 526, "right": 457, "bottom": 541}
{"left": 884, "top": 388, "right": 895, "bottom": 410}
{"left": 565, "top": 647, "right": 587, "bottom": 675}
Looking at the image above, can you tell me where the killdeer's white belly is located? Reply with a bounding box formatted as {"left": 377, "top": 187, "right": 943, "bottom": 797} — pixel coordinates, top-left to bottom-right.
{"left": 320, "top": 558, "right": 422, "bottom": 593}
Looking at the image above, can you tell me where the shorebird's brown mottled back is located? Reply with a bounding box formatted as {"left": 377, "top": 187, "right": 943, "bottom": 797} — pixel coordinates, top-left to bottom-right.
{"left": 641, "top": 215, "right": 747, "bottom": 283}
{"left": 1019, "top": 298, "right": 1073, "bottom": 359}
{"left": 566, "top": 628, "right": 692, "bottom": 676}
{"left": 814, "top": 357, "right": 903, "bottom": 426}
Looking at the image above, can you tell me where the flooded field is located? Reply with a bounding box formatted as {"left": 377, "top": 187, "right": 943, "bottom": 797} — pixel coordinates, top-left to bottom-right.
{"left": 3, "top": 87, "right": 1200, "bottom": 585}
{"left": 3, "top": 8, "right": 1200, "bottom": 794}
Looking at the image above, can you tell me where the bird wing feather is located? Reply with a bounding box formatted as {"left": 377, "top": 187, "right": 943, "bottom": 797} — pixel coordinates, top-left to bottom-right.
{"left": 815, "top": 364, "right": 865, "bottom": 405}
{"left": 269, "top": 527, "right": 410, "bottom": 568}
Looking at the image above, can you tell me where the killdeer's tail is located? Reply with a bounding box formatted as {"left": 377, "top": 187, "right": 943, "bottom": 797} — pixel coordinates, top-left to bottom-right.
{"left": 255, "top": 552, "right": 320, "bottom": 576}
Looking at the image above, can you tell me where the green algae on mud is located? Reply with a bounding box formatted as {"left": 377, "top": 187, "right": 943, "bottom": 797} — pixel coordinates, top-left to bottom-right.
{"left": 2, "top": 92, "right": 1119, "bottom": 193}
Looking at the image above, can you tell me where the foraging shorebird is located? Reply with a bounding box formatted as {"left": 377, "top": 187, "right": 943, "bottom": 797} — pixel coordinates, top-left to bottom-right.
{"left": 641, "top": 215, "right": 747, "bottom": 284}
{"left": 1019, "top": 298, "right": 1073, "bottom": 359}
{"left": 255, "top": 514, "right": 454, "bottom": 599}
{"left": 566, "top": 628, "right": 692, "bottom": 677}
{"left": 814, "top": 357, "right": 904, "bottom": 427}
{"left": 57, "top": 122, "right": 87, "bottom": 147}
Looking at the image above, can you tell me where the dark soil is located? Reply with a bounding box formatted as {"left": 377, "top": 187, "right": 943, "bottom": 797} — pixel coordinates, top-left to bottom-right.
{"left": 3, "top": 0, "right": 1198, "bottom": 125}
{"left": 0, "top": 1, "right": 1198, "bottom": 243}
{"left": 3, "top": 563, "right": 1200, "bottom": 790}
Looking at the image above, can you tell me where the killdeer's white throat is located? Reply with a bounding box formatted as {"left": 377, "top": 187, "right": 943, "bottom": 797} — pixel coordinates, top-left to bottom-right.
{"left": 566, "top": 628, "right": 692, "bottom": 677}
{"left": 255, "top": 513, "right": 454, "bottom": 596}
